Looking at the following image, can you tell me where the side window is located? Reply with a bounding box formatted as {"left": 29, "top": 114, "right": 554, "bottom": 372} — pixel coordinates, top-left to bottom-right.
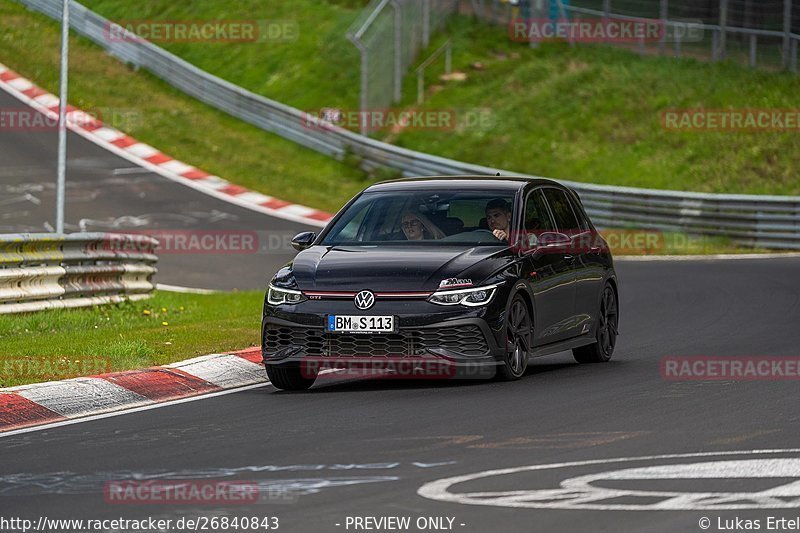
{"left": 523, "top": 189, "right": 555, "bottom": 247}
{"left": 567, "top": 192, "right": 590, "bottom": 232}
{"left": 542, "top": 188, "right": 580, "bottom": 234}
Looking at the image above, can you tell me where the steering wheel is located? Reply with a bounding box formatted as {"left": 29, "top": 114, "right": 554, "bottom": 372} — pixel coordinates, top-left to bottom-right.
{"left": 473, "top": 229, "right": 503, "bottom": 241}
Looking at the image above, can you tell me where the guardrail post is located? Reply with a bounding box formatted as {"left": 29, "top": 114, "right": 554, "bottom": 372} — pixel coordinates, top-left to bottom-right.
{"left": 360, "top": 44, "right": 369, "bottom": 135}
{"left": 392, "top": 0, "right": 402, "bottom": 103}
{"left": 602, "top": 0, "right": 610, "bottom": 23}
{"left": 555, "top": 0, "right": 574, "bottom": 47}
{"left": 749, "top": 34, "right": 757, "bottom": 68}
{"left": 423, "top": 0, "right": 431, "bottom": 48}
{"left": 659, "top": 0, "right": 668, "bottom": 55}
{"left": 711, "top": 30, "right": 719, "bottom": 61}
{"left": 792, "top": 38, "right": 798, "bottom": 74}
{"left": 783, "top": 0, "right": 792, "bottom": 70}
{"left": 718, "top": 0, "right": 728, "bottom": 61}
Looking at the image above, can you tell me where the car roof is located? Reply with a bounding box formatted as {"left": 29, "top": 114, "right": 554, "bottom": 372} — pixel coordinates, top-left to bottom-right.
{"left": 365, "top": 175, "right": 565, "bottom": 193}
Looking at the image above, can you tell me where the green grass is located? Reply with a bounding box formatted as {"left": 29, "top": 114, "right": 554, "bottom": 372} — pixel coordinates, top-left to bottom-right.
{"left": 79, "top": 0, "right": 366, "bottom": 113}
{"left": 394, "top": 20, "right": 800, "bottom": 195}
{"left": 0, "top": 291, "right": 263, "bottom": 387}
{"left": 0, "top": 0, "right": 373, "bottom": 213}
{"left": 73, "top": 1, "right": 800, "bottom": 196}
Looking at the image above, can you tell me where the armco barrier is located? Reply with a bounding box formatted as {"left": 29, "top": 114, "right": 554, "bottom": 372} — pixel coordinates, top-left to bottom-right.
{"left": 15, "top": 0, "right": 800, "bottom": 249}
{"left": 0, "top": 233, "right": 158, "bottom": 314}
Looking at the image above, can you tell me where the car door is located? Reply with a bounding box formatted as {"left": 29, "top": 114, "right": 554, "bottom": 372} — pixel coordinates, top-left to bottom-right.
{"left": 566, "top": 190, "right": 606, "bottom": 335}
{"left": 537, "top": 187, "right": 584, "bottom": 340}
{"left": 520, "top": 188, "right": 577, "bottom": 345}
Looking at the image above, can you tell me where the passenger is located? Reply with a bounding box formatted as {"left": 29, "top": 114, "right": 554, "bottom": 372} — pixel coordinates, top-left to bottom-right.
{"left": 401, "top": 211, "right": 445, "bottom": 241}
{"left": 485, "top": 198, "right": 512, "bottom": 241}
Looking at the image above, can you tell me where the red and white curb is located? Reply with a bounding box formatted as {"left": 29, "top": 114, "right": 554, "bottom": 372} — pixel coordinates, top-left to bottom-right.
{"left": 0, "top": 61, "right": 334, "bottom": 228}
{"left": 0, "top": 347, "right": 267, "bottom": 433}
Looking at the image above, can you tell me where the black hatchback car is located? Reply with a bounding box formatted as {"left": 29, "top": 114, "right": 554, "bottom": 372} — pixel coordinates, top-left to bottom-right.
{"left": 262, "top": 176, "right": 618, "bottom": 390}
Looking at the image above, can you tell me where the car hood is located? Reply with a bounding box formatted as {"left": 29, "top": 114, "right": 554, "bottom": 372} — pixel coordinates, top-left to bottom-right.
{"left": 290, "top": 245, "right": 513, "bottom": 291}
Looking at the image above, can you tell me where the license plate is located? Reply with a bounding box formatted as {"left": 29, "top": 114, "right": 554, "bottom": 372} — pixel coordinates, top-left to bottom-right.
{"left": 327, "top": 315, "right": 395, "bottom": 333}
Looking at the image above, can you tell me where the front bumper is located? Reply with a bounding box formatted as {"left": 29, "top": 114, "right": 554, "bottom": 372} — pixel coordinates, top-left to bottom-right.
{"left": 261, "top": 298, "right": 507, "bottom": 371}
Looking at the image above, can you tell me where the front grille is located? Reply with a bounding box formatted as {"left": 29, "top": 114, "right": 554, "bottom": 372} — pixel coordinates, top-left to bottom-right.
{"left": 264, "top": 325, "right": 489, "bottom": 358}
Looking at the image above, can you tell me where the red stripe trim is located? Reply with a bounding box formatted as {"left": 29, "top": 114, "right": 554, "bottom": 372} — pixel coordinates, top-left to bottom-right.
{"left": 305, "top": 291, "right": 430, "bottom": 298}
{"left": 229, "top": 347, "right": 262, "bottom": 364}
{"left": 374, "top": 292, "right": 432, "bottom": 297}
{"left": 306, "top": 211, "right": 334, "bottom": 222}
{"left": 181, "top": 169, "right": 210, "bottom": 180}
{"left": 305, "top": 291, "right": 357, "bottom": 297}
{"left": 0, "top": 70, "right": 19, "bottom": 82}
{"left": 260, "top": 198, "right": 292, "bottom": 209}
{"left": 0, "top": 393, "right": 65, "bottom": 431}
{"left": 145, "top": 153, "right": 172, "bottom": 165}
{"left": 111, "top": 135, "right": 137, "bottom": 148}
{"left": 219, "top": 184, "right": 248, "bottom": 196}
{"left": 79, "top": 119, "right": 104, "bottom": 131}
{"left": 99, "top": 368, "right": 219, "bottom": 402}
{"left": 22, "top": 86, "right": 47, "bottom": 99}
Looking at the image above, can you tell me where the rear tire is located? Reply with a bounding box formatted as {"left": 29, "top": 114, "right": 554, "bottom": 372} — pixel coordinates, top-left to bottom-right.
{"left": 498, "top": 295, "right": 532, "bottom": 381}
{"left": 266, "top": 364, "right": 316, "bottom": 391}
{"left": 573, "top": 283, "right": 618, "bottom": 363}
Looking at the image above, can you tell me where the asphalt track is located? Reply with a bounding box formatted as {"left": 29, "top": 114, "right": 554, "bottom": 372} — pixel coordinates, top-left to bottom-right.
{"left": 0, "top": 89, "right": 316, "bottom": 291}
{"left": 3, "top": 84, "right": 800, "bottom": 532}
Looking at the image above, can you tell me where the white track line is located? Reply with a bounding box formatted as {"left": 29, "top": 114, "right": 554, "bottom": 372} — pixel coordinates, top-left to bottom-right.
{"left": 156, "top": 283, "right": 219, "bottom": 294}
{"left": 616, "top": 252, "right": 800, "bottom": 261}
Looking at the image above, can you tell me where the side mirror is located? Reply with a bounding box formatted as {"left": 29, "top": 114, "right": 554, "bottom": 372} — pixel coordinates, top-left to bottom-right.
{"left": 291, "top": 231, "right": 316, "bottom": 252}
{"left": 538, "top": 231, "right": 571, "bottom": 248}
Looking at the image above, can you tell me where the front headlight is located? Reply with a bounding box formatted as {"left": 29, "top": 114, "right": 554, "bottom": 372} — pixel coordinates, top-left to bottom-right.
{"left": 428, "top": 284, "right": 499, "bottom": 307}
{"left": 267, "top": 285, "right": 307, "bottom": 306}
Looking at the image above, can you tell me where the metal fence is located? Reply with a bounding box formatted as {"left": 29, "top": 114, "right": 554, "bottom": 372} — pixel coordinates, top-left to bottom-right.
{"left": 0, "top": 233, "right": 158, "bottom": 314}
{"left": 347, "top": 0, "right": 459, "bottom": 132}
{"left": 466, "top": 0, "right": 800, "bottom": 72}
{"left": 15, "top": 0, "right": 800, "bottom": 249}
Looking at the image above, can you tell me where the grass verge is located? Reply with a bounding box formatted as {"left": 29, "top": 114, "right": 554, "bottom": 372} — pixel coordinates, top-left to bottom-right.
{"left": 0, "top": 290, "right": 262, "bottom": 387}
{"left": 74, "top": 0, "right": 800, "bottom": 195}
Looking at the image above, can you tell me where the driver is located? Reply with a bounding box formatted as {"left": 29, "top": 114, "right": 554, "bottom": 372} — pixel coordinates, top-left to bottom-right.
{"left": 485, "top": 198, "right": 512, "bottom": 242}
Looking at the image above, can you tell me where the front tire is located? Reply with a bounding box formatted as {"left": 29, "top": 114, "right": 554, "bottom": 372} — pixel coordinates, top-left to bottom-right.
{"left": 573, "top": 283, "right": 618, "bottom": 363}
{"left": 498, "top": 295, "right": 532, "bottom": 380}
{"left": 266, "top": 364, "right": 316, "bottom": 391}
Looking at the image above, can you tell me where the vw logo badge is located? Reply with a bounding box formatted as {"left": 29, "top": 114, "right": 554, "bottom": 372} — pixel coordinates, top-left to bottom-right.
{"left": 354, "top": 290, "right": 375, "bottom": 310}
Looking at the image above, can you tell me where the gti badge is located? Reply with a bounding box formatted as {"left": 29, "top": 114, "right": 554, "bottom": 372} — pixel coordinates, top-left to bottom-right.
{"left": 354, "top": 290, "right": 375, "bottom": 310}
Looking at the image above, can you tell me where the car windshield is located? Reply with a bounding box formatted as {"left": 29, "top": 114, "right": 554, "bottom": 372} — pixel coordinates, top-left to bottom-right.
{"left": 320, "top": 189, "right": 516, "bottom": 246}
